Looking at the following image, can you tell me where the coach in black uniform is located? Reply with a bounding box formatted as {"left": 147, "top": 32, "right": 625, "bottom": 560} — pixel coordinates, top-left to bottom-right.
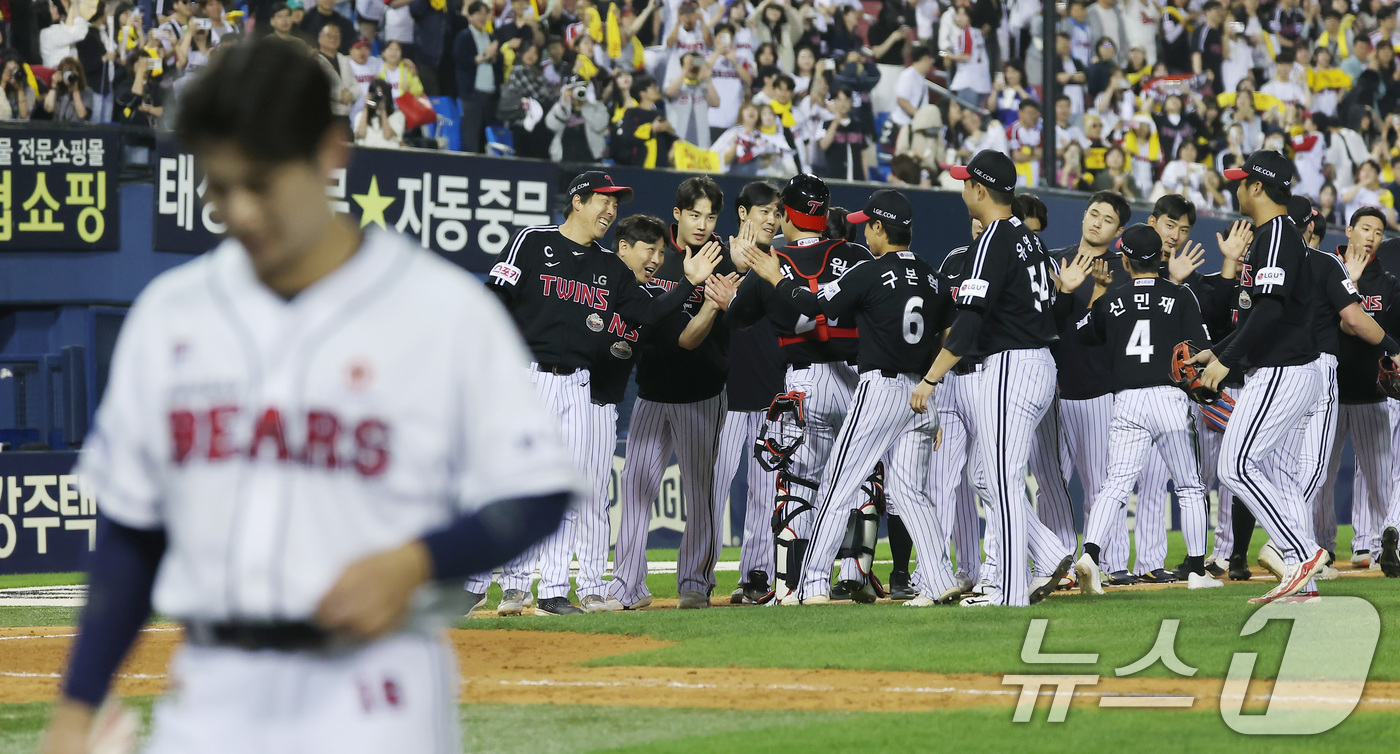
{"left": 745, "top": 190, "right": 963, "bottom": 605}
{"left": 479, "top": 171, "right": 723, "bottom": 616}
{"left": 911, "top": 150, "right": 1074, "bottom": 607}
{"left": 1072, "top": 224, "right": 1217, "bottom": 593}
{"left": 1193, "top": 151, "right": 1330, "bottom": 604}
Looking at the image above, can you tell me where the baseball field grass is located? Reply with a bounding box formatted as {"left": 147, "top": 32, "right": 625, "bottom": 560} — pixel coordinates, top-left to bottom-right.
{"left": 1, "top": 527, "right": 1395, "bottom": 752}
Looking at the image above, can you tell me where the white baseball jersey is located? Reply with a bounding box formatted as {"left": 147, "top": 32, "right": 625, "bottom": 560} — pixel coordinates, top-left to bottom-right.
{"left": 78, "top": 229, "right": 580, "bottom": 622}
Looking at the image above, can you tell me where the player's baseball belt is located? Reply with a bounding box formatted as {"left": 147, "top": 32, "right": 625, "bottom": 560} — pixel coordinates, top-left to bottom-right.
{"left": 952, "top": 360, "right": 984, "bottom": 376}
{"left": 533, "top": 362, "right": 580, "bottom": 376}
{"left": 183, "top": 620, "right": 335, "bottom": 652}
{"left": 864, "top": 368, "right": 920, "bottom": 380}
{"left": 788, "top": 359, "right": 858, "bottom": 371}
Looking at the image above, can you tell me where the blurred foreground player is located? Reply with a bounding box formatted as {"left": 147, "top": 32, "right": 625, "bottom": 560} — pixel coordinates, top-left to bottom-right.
{"left": 43, "top": 38, "right": 582, "bottom": 754}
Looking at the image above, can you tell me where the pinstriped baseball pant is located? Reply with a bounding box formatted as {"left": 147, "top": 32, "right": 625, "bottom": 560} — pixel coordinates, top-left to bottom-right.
{"left": 609, "top": 393, "right": 728, "bottom": 605}
{"left": 470, "top": 367, "right": 618, "bottom": 600}
{"left": 712, "top": 409, "right": 779, "bottom": 586}
{"left": 1034, "top": 395, "right": 1132, "bottom": 572}
{"left": 797, "top": 372, "right": 957, "bottom": 599}
{"left": 1317, "top": 402, "right": 1392, "bottom": 554}
{"left": 1085, "top": 387, "right": 1208, "bottom": 560}
{"left": 1218, "top": 364, "right": 1324, "bottom": 565}
{"left": 978, "top": 348, "right": 1065, "bottom": 606}
{"left": 930, "top": 369, "right": 984, "bottom": 583}
{"left": 1298, "top": 355, "right": 1340, "bottom": 541}
{"left": 1199, "top": 406, "right": 1235, "bottom": 559}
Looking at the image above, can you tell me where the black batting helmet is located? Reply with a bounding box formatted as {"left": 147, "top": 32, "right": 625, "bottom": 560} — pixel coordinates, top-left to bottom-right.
{"left": 782, "top": 173, "right": 830, "bottom": 232}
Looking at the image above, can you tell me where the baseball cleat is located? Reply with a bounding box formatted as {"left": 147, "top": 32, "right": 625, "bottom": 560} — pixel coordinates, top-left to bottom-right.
{"left": 1351, "top": 549, "right": 1372, "bottom": 568}
{"left": 955, "top": 573, "right": 976, "bottom": 594}
{"left": 497, "top": 589, "right": 530, "bottom": 616}
{"left": 1315, "top": 564, "right": 1341, "bottom": 580}
{"left": 1227, "top": 554, "right": 1251, "bottom": 581}
{"left": 535, "top": 596, "right": 584, "bottom": 616}
{"left": 888, "top": 570, "right": 916, "bottom": 600}
{"left": 839, "top": 579, "right": 878, "bottom": 604}
{"left": 1257, "top": 542, "right": 1286, "bottom": 581}
{"left": 801, "top": 594, "right": 831, "bottom": 605}
{"left": 1105, "top": 570, "right": 1139, "bottom": 586}
{"left": 905, "top": 588, "right": 960, "bottom": 607}
{"left": 779, "top": 593, "right": 803, "bottom": 606}
{"left": 1031, "top": 556, "right": 1074, "bottom": 604}
{"left": 959, "top": 594, "right": 995, "bottom": 607}
{"left": 580, "top": 594, "right": 616, "bottom": 612}
{"left": 464, "top": 590, "right": 487, "bottom": 616}
{"left": 1248, "top": 548, "right": 1327, "bottom": 604}
{"left": 1075, "top": 554, "right": 1106, "bottom": 596}
{"left": 1057, "top": 570, "right": 1078, "bottom": 591}
{"left": 1205, "top": 556, "right": 1228, "bottom": 578}
{"left": 1275, "top": 591, "right": 1321, "bottom": 604}
{"left": 971, "top": 579, "right": 993, "bottom": 595}
{"left": 1187, "top": 573, "right": 1224, "bottom": 589}
{"left": 677, "top": 590, "right": 711, "bottom": 609}
{"left": 730, "top": 587, "right": 746, "bottom": 604}
{"left": 1379, "top": 527, "right": 1400, "bottom": 577}
{"left": 742, "top": 571, "right": 772, "bottom": 604}
{"left": 829, "top": 582, "right": 853, "bottom": 602}
{"left": 1138, "top": 568, "right": 1178, "bottom": 584}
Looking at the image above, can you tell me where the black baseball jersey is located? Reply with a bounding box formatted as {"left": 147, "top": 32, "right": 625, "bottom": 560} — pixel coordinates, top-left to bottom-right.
{"left": 775, "top": 250, "right": 946, "bottom": 375}
{"left": 954, "top": 216, "right": 1059, "bottom": 354}
{"left": 1307, "top": 247, "right": 1363, "bottom": 357}
{"left": 727, "top": 236, "right": 874, "bottom": 366}
{"left": 488, "top": 225, "right": 695, "bottom": 369}
{"left": 1182, "top": 270, "right": 1239, "bottom": 344}
{"left": 1049, "top": 243, "right": 1118, "bottom": 400}
{"left": 1077, "top": 276, "right": 1210, "bottom": 392}
{"left": 936, "top": 245, "right": 988, "bottom": 362}
{"left": 588, "top": 282, "right": 660, "bottom": 405}
{"left": 633, "top": 226, "right": 737, "bottom": 404}
{"left": 1223, "top": 215, "right": 1320, "bottom": 368}
{"left": 1336, "top": 250, "right": 1400, "bottom": 404}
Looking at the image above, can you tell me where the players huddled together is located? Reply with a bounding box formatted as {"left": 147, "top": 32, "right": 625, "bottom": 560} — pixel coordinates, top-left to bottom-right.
{"left": 483, "top": 147, "right": 1400, "bottom": 613}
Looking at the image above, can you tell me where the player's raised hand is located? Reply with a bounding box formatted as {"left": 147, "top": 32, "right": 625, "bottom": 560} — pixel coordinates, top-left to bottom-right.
{"left": 730, "top": 222, "right": 756, "bottom": 273}
{"left": 1216, "top": 220, "right": 1253, "bottom": 264}
{"left": 683, "top": 240, "right": 724, "bottom": 285}
{"left": 315, "top": 542, "right": 432, "bottom": 641}
{"left": 1344, "top": 244, "right": 1372, "bottom": 283}
{"left": 744, "top": 243, "right": 785, "bottom": 285}
{"left": 705, "top": 272, "right": 741, "bottom": 310}
{"left": 1090, "top": 258, "right": 1114, "bottom": 289}
{"left": 1167, "top": 241, "right": 1206, "bottom": 284}
{"left": 1057, "top": 252, "right": 1093, "bottom": 293}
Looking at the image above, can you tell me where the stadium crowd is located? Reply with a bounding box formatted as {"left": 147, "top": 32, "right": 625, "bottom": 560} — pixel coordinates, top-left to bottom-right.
{"left": 4, "top": 0, "right": 1400, "bottom": 223}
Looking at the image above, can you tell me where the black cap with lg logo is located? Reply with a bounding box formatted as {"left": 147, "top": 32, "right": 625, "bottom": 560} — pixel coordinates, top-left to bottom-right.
{"left": 1224, "top": 150, "right": 1294, "bottom": 189}
{"left": 847, "top": 189, "right": 913, "bottom": 229}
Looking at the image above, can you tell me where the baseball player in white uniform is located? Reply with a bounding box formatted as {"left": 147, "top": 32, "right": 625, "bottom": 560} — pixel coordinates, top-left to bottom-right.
{"left": 44, "top": 38, "right": 581, "bottom": 754}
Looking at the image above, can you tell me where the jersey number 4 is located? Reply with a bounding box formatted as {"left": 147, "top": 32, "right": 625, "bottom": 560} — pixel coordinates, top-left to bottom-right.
{"left": 1027, "top": 262, "right": 1052, "bottom": 312}
{"left": 1126, "top": 319, "right": 1153, "bottom": 363}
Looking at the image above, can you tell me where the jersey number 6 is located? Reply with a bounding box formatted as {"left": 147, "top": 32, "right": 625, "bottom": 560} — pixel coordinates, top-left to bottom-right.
{"left": 903, "top": 296, "right": 925, "bottom": 344}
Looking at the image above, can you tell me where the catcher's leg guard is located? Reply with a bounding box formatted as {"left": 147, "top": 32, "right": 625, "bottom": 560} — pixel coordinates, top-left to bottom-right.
{"left": 837, "top": 463, "right": 888, "bottom": 595}
{"left": 772, "top": 470, "right": 818, "bottom": 602}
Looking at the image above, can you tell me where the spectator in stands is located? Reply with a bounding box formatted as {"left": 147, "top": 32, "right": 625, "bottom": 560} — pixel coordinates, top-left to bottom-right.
{"left": 1340, "top": 35, "right": 1371, "bottom": 81}
{"left": 199, "top": 0, "right": 239, "bottom": 46}
{"left": 1158, "top": 0, "right": 1192, "bottom": 73}
{"left": 825, "top": 6, "right": 863, "bottom": 60}
{"left": 1086, "top": 0, "right": 1128, "bottom": 66}
{"left": 1081, "top": 111, "right": 1111, "bottom": 169}
{"left": 497, "top": 42, "right": 554, "bottom": 159}
{"left": 1053, "top": 95, "right": 1085, "bottom": 156}
{"left": 1261, "top": 51, "right": 1311, "bottom": 109}
{"left": 40, "top": 0, "right": 92, "bottom": 68}
{"left": 1155, "top": 140, "right": 1204, "bottom": 199}
{"left": 1318, "top": 181, "right": 1343, "bottom": 225}
{"left": 1343, "top": 160, "right": 1398, "bottom": 228}
{"left": 44, "top": 56, "right": 93, "bottom": 122}
{"left": 355, "top": 79, "right": 407, "bottom": 148}
{"left": 792, "top": 44, "right": 819, "bottom": 99}
{"left": 894, "top": 103, "right": 943, "bottom": 176}
{"left": 270, "top": 2, "right": 308, "bottom": 44}
{"left": 947, "top": 5, "right": 990, "bottom": 108}
{"left": 1086, "top": 37, "right": 1117, "bottom": 100}
{"left": 750, "top": 0, "right": 803, "bottom": 72}
{"left": 377, "top": 39, "right": 424, "bottom": 99}
{"left": 714, "top": 100, "right": 766, "bottom": 175}
{"left": 614, "top": 72, "right": 675, "bottom": 167}
{"left": 867, "top": 0, "right": 914, "bottom": 65}
{"left": 541, "top": 35, "right": 567, "bottom": 87}
{"left": 1154, "top": 91, "right": 1201, "bottom": 162}
{"left": 1, "top": 58, "right": 35, "bottom": 120}
{"left": 1195, "top": 169, "right": 1229, "bottom": 211}
{"left": 546, "top": 76, "right": 608, "bottom": 161}
{"left": 1092, "top": 144, "right": 1137, "bottom": 199}
{"left": 888, "top": 152, "right": 931, "bottom": 186}
{"left": 1191, "top": 1, "right": 1225, "bottom": 92}
{"left": 175, "top": 13, "right": 216, "bottom": 79}
{"left": 1292, "top": 111, "right": 1327, "bottom": 199}
{"left": 1059, "top": 142, "right": 1091, "bottom": 190}
{"left": 888, "top": 44, "right": 932, "bottom": 144}
{"left": 1316, "top": 11, "right": 1352, "bottom": 62}
{"left": 602, "top": 68, "right": 636, "bottom": 121}
{"left": 353, "top": 0, "right": 386, "bottom": 49}
{"left": 454, "top": 0, "right": 504, "bottom": 153}
{"left": 820, "top": 86, "right": 866, "bottom": 181}
{"left": 301, "top": 0, "right": 355, "bottom": 52}
{"left": 383, "top": 0, "right": 416, "bottom": 60}
{"left": 989, "top": 59, "right": 1031, "bottom": 126}
{"left": 1052, "top": 32, "right": 1088, "bottom": 117}
{"left": 409, "top": 0, "right": 462, "bottom": 95}
{"left": 315, "top": 24, "right": 360, "bottom": 131}
{"left": 954, "top": 106, "right": 1007, "bottom": 161}
{"left": 707, "top": 22, "right": 755, "bottom": 140}
{"left": 1060, "top": 0, "right": 1093, "bottom": 67}
{"left": 664, "top": 50, "right": 720, "bottom": 148}
{"left": 1007, "top": 99, "right": 1042, "bottom": 186}
{"left": 665, "top": 1, "right": 713, "bottom": 85}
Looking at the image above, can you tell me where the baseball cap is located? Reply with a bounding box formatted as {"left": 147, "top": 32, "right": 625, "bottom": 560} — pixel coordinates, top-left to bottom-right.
{"left": 847, "top": 189, "right": 913, "bottom": 230}
{"left": 351, "top": 39, "right": 371, "bottom": 50}
{"left": 1286, "top": 195, "right": 1317, "bottom": 227}
{"left": 1117, "top": 223, "right": 1163, "bottom": 262}
{"left": 568, "top": 171, "right": 634, "bottom": 204}
{"left": 949, "top": 150, "right": 1017, "bottom": 194}
{"left": 1223, "top": 150, "right": 1294, "bottom": 189}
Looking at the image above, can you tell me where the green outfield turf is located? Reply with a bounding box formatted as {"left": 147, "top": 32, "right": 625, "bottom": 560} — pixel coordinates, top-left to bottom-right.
{"left": 0, "top": 526, "right": 1390, "bottom": 752}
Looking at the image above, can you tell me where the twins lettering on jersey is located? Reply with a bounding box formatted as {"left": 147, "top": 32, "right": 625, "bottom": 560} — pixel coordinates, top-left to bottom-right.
{"left": 1362, "top": 294, "right": 1384, "bottom": 311}
{"left": 169, "top": 406, "right": 391, "bottom": 477}
{"left": 539, "top": 275, "right": 612, "bottom": 310}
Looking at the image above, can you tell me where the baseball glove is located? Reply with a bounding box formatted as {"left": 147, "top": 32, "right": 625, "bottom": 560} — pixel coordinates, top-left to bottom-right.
{"left": 1170, "top": 341, "right": 1222, "bottom": 405}
{"left": 1379, "top": 356, "right": 1400, "bottom": 400}
{"left": 1200, "top": 390, "right": 1235, "bottom": 432}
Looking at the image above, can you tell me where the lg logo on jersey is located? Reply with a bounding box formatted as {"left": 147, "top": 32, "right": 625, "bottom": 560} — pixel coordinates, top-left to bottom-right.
{"left": 1004, "top": 598, "right": 1380, "bottom": 733}
{"left": 169, "top": 406, "right": 392, "bottom": 477}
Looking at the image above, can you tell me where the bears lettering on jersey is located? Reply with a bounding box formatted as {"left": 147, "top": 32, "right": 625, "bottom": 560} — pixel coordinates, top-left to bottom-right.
{"left": 539, "top": 276, "right": 612, "bottom": 310}
{"left": 169, "top": 406, "right": 391, "bottom": 477}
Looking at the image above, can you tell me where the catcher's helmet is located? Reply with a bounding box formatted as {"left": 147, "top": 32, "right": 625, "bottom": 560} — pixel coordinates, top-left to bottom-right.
{"left": 782, "top": 174, "right": 830, "bottom": 232}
